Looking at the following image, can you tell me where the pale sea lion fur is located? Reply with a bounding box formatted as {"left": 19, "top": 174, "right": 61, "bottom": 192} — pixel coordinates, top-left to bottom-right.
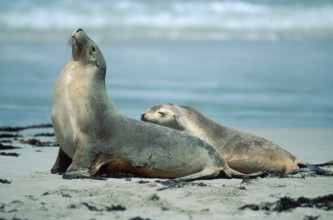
{"left": 50, "top": 29, "right": 263, "bottom": 181}
{"left": 141, "top": 104, "right": 333, "bottom": 175}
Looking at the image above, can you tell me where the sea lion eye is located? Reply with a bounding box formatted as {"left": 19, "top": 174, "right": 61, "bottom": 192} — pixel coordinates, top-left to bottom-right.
{"left": 92, "top": 46, "right": 96, "bottom": 52}
{"left": 158, "top": 112, "right": 165, "bottom": 116}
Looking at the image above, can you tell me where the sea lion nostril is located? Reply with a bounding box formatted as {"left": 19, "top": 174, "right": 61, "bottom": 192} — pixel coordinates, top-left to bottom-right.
{"left": 71, "top": 28, "right": 84, "bottom": 37}
{"left": 141, "top": 114, "right": 145, "bottom": 120}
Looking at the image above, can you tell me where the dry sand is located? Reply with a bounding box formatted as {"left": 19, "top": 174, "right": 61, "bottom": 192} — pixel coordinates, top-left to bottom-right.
{"left": 0, "top": 126, "right": 332, "bottom": 220}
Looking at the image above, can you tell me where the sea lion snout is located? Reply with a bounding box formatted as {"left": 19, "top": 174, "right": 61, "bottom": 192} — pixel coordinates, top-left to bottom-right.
{"left": 72, "top": 28, "right": 84, "bottom": 36}
{"left": 141, "top": 112, "right": 154, "bottom": 122}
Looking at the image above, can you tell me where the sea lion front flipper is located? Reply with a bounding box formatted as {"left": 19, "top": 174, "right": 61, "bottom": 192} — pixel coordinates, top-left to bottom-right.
{"left": 175, "top": 167, "right": 220, "bottom": 181}
{"left": 62, "top": 142, "right": 96, "bottom": 179}
{"left": 50, "top": 148, "right": 72, "bottom": 174}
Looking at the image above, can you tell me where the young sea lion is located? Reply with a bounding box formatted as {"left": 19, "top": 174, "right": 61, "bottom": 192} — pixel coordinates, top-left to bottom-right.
{"left": 141, "top": 104, "right": 333, "bottom": 174}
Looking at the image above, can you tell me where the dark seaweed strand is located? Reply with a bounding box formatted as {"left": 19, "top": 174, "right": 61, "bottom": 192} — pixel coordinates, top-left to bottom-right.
{"left": 0, "top": 152, "right": 20, "bottom": 157}
{"left": 0, "top": 143, "right": 21, "bottom": 150}
{"left": 239, "top": 194, "right": 333, "bottom": 212}
{"left": 0, "top": 178, "right": 12, "bottom": 184}
{"left": 0, "top": 123, "right": 53, "bottom": 132}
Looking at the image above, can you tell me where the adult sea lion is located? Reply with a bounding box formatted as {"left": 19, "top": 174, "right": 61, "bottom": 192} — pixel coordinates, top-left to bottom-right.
{"left": 50, "top": 28, "right": 261, "bottom": 181}
{"left": 141, "top": 104, "right": 333, "bottom": 174}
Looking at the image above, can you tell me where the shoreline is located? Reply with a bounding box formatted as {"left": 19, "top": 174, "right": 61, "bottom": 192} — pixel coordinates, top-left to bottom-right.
{"left": 0, "top": 125, "right": 332, "bottom": 219}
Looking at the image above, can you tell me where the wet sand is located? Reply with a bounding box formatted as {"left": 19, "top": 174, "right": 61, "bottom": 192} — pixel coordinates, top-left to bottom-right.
{"left": 0, "top": 125, "right": 332, "bottom": 220}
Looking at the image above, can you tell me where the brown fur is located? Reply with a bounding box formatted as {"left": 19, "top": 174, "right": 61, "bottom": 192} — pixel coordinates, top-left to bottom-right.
{"left": 142, "top": 104, "right": 333, "bottom": 174}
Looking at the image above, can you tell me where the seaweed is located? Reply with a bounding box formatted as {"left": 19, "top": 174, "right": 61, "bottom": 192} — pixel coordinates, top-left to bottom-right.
{"left": 0, "top": 123, "right": 53, "bottom": 132}
{"left": 0, "top": 178, "right": 12, "bottom": 184}
{"left": 34, "top": 133, "right": 55, "bottom": 137}
{"left": 155, "top": 179, "right": 207, "bottom": 191}
{"left": 0, "top": 152, "right": 20, "bottom": 157}
{"left": 0, "top": 134, "right": 22, "bottom": 139}
{"left": 0, "top": 143, "right": 20, "bottom": 150}
{"left": 20, "top": 139, "right": 58, "bottom": 147}
{"left": 81, "top": 202, "right": 126, "bottom": 212}
{"left": 239, "top": 194, "right": 333, "bottom": 212}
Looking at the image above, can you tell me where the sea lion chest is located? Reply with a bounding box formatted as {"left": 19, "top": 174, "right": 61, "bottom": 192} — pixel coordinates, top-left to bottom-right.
{"left": 52, "top": 63, "right": 95, "bottom": 158}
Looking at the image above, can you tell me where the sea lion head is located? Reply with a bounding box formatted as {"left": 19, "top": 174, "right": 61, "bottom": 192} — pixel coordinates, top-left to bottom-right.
{"left": 69, "top": 28, "right": 106, "bottom": 72}
{"left": 141, "top": 104, "right": 184, "bottom": 130}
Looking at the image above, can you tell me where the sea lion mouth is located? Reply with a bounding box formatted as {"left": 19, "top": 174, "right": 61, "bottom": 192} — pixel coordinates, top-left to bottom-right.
{"left": 141, "top": 116, "right": 160, "bottom": 126}
{"left": 69, "top": 28, "right": 89, "bottom": 59}
{"left": 141, "top": 114, "right": 156, "bottom": 123}
{"left": 141, "top": 114, "right": 153, "bottom": 123}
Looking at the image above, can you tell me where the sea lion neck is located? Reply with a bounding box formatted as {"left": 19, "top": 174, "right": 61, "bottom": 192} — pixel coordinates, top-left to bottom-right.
{"left": 180, "top": 108, "right": 230, "bottom": 144}
{"left": 70, "top": 29, "right": 88, "bottom": 61}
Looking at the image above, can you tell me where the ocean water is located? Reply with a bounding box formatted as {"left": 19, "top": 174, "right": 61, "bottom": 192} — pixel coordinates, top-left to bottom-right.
{"left": 1, "top": 0, "right": 333, "bottom": 41}
{"left": 0, "top": 0, "right": 333, "bottom": 128}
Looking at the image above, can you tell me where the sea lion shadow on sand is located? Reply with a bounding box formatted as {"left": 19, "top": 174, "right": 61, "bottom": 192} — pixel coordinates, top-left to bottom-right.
{"left": 50, "top": 28, "right": 265, "bottom": 181}
{"left": 141, "top": 104, "right": 333, "bottom": 176}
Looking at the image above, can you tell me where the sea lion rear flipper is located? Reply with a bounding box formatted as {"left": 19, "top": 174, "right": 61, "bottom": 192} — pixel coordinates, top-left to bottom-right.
{"left": 311, "top": 160, "right": 333, "bottom": 167}
{"left": 304, "top": 163, "right": 333, "bottom": 176}
{"left": 297, "top": 158, "right": 333, "bottom": 176}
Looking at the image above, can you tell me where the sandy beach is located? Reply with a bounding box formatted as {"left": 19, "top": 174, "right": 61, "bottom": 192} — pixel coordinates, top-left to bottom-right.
{"left": 1, "top": 125, "right": 332, "bottom": 220}
{"left": 1, "top": 2, "right": 333, "bottom": 219}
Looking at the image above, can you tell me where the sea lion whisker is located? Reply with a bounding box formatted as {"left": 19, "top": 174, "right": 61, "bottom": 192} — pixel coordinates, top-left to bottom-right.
{"left": 66, "top": 37, "right": 73, "bottom": 49}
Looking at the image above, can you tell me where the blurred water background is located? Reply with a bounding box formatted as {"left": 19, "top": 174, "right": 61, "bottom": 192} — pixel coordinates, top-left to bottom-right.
{"left": 0, "top": 0, "right": 333, "bottom": 128}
